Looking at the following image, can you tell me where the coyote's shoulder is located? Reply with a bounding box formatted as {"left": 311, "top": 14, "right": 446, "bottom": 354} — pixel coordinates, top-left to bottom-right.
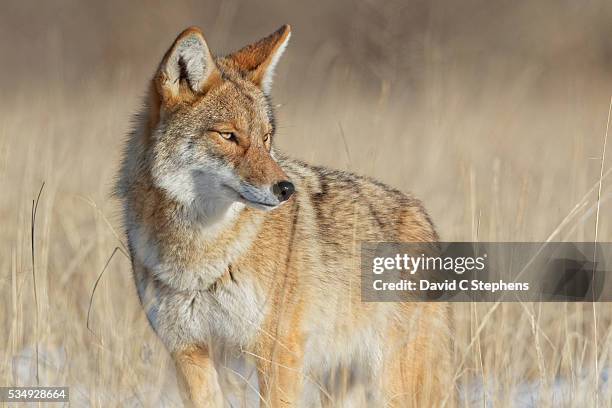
{"left": 278, "top": 155, "right": 438, "bottom": 243}
{"left": 117, "top": 24, "right": 453, "bottom": 407}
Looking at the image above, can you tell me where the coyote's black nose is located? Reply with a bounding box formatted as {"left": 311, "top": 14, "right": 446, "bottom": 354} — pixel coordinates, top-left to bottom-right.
{"left": 272, "top": 180, "right": 295, "bottom": 202}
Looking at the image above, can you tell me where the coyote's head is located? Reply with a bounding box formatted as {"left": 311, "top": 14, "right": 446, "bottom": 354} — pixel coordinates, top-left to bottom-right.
{"left": 145, "top": 25, "right": 294, "bottom": 217}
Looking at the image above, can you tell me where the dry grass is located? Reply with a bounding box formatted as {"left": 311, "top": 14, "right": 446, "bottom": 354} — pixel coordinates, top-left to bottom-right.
{"left": 1, "top": 0, "right": 612, "bottom": 406}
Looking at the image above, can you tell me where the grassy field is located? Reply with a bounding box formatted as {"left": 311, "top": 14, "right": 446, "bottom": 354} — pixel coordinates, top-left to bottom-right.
{"left": 1, "top": 0, "right": 612, "bottom": 406}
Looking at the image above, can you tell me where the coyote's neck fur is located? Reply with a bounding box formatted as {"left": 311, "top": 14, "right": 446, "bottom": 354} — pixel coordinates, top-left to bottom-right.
{"left": 122, "top": 160, "right": 269, "bottom": 292}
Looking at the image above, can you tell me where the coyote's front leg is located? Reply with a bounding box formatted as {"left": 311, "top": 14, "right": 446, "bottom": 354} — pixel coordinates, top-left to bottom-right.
{"left": 173, "top": 344, "right": 223, "bottom": 408}
{"left": 255, "top": 321, "right": 307, "bottom": 407}
{"left": 257, "top": 344, "right": 306, "bottom": 407}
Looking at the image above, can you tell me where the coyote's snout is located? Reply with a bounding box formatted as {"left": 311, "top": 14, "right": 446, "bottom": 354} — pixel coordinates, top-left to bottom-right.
{"left": 232, "top": 178, "right": 294, "bottom": 210}
{"left": 117, "top": 24, "right": 453, "bottom": 407}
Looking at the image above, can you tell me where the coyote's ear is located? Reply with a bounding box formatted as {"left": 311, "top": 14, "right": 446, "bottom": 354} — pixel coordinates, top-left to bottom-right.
{"left": 228, "top": 25, "right": 291, "bottom": 94}
{"left": 155, "top": 27, "right": 219, "bottom": 106}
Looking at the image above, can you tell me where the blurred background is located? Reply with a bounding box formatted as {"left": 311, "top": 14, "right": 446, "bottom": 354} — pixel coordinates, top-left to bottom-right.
{"left": 1, "top": 0, "right": 612, "bottom": 406}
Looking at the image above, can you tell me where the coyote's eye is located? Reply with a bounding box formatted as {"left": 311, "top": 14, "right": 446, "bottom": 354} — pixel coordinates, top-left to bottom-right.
{"left": 263, "top": 133, "right": 271, "bottom": 143}
{"left": 214, "top": 131, "right": 238, "bottom": 143}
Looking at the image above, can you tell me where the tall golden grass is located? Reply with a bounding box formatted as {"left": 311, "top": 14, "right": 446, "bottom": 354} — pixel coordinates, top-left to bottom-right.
{"left": 1, "top": 0, "right": 611, "bottom": 406}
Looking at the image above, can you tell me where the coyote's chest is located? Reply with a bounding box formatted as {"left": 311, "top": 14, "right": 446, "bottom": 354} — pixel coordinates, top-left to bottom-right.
{"left": 129, "top": 202, "right": 262, "bottom": 288}
{"left": 128, "top": 208, "right": 267, "bottom": 351}
{"left": 135, "top": 263, "right": 267, "bottom": 351}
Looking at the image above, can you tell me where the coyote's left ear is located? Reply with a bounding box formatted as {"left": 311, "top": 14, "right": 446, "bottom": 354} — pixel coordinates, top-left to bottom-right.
{"left": 228, "top": 25, "right": 291, "bottom": 94}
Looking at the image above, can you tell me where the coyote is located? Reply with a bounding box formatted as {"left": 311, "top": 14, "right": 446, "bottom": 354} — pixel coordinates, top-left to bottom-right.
{"left": 117, "top": 25, "right": 453, "bottom": 407}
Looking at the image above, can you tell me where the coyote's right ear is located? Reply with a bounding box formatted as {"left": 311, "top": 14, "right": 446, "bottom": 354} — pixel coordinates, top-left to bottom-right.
{"left": 154, "top": 27, "right": 219, "bottom": 107}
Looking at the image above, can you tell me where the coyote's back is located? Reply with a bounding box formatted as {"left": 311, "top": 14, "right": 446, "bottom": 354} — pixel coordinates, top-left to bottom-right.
{"left": 117, "top": 24, "right": 453, "bottom": 407}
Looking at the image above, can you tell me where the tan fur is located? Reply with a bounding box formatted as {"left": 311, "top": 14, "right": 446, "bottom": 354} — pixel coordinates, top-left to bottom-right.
{"left": 174, "top": 345, "right": 224, "bottom": 407}
{"left": 117, "top": 25, "right": 454, "bottom": 407}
